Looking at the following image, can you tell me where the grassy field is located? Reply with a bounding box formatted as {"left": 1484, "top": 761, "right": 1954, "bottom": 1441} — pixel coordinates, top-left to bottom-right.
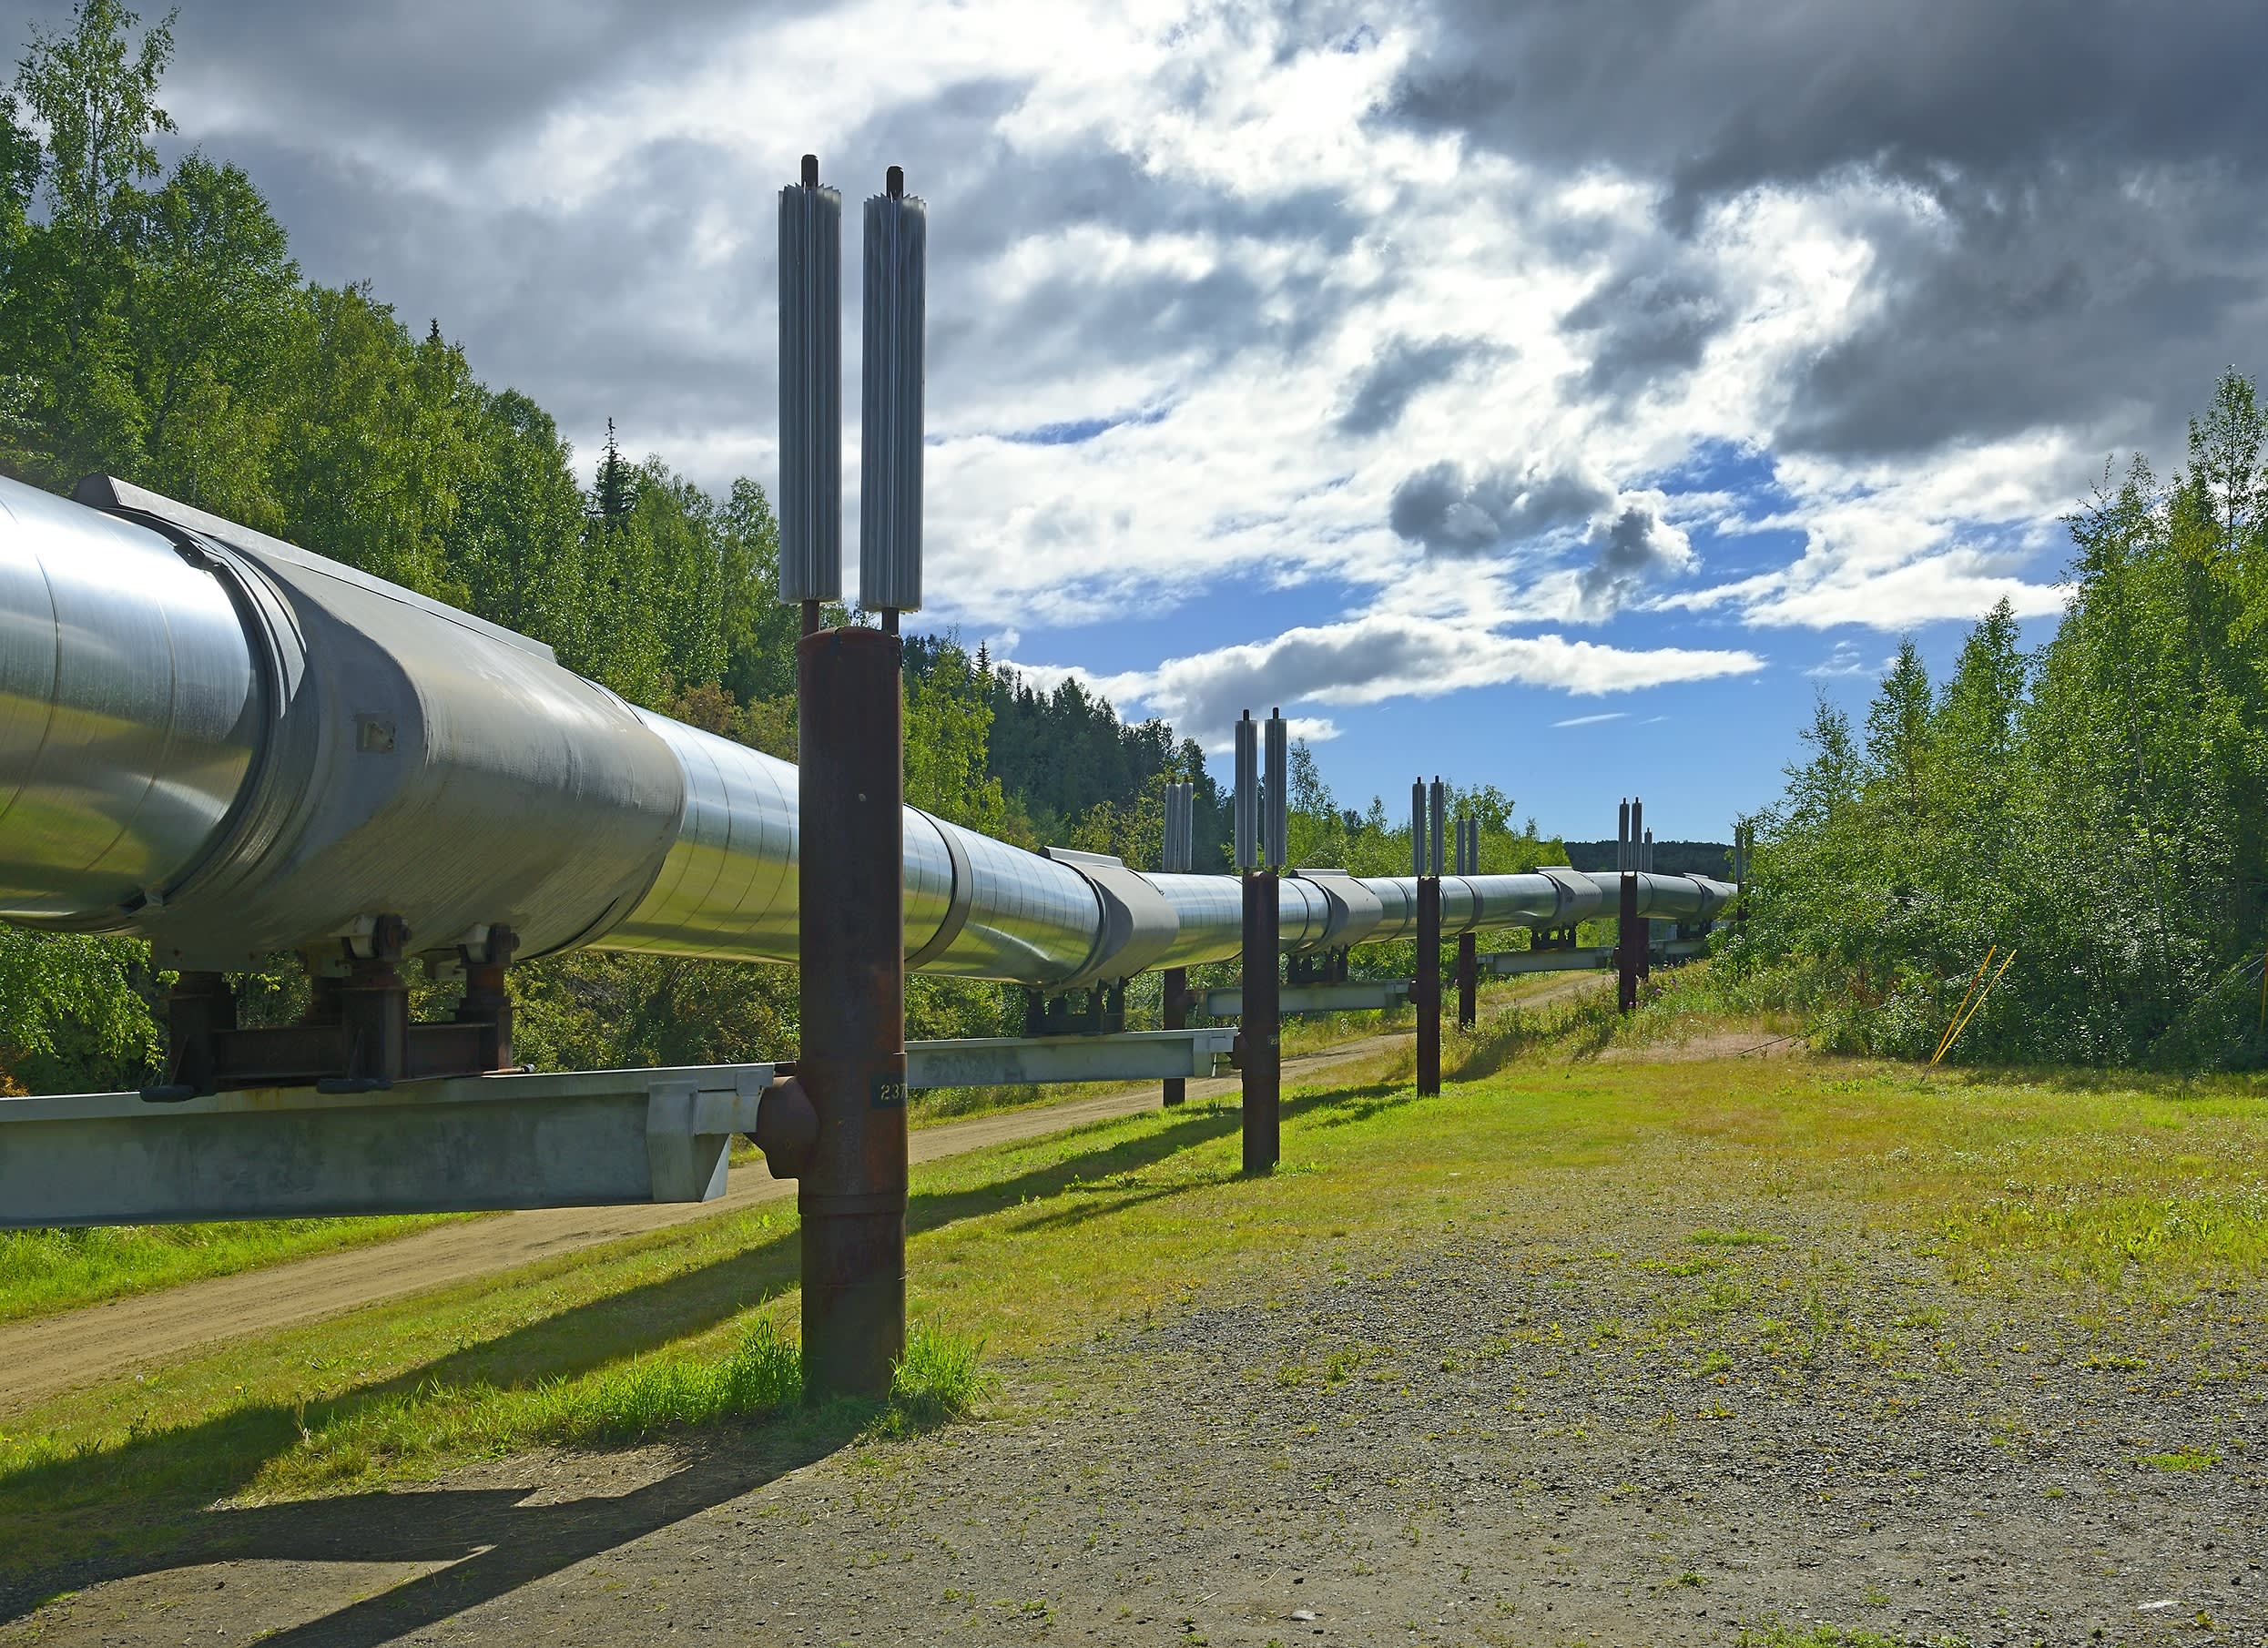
{"left": 2, "top": 1000, "right": 2263, "bottom": 1600}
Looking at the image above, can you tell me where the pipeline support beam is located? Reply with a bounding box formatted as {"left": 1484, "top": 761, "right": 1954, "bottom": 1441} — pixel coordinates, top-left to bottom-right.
{"left": 1417, "top": 876, "right": 1442, "bottom": 1095}
{"left": 1240, "top": 870, "right": 1280, "bottom": 1173}
{"left": 797, "top": 626, "right": 907, "bottom": 1401}
{"left": 1617, "top": 871, "right": 1640, "bottom": 1014}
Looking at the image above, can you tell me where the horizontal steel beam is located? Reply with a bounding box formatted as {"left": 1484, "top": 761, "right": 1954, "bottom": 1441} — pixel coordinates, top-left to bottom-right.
{"left": 1199, "top": 980, "right": 1410, "bottom": 1018}
{"left": 905, "top": 1028, "right": 1234, "bottom": 1089}
{"left": 1486, "top": 946, "right": 1614, "bottom": 974}
{"left": 0, "top": 1063, "right": 778, "bottom": 1229}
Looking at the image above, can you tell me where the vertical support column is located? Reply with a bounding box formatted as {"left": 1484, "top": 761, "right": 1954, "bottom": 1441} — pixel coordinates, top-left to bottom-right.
{"left": 1240, "top": 869, "right": 1280, "bottom": 1173}
{"left": 1455, "top": 817, "right": 1478, "bottom": 1031}
{"left": 797, "top": 625, "right": 908, "bottom": 1400}
{"left": 1234, "top": 715, "right": 1279, "bottom": 1172}
{"left": 1616, "top": 798, "right": 1638, "bottom": 1015}
{"left": 1417, "top": 777, "right": 1444, "bottom": 1096}
{"left": 1161, "top": 966, "right": 1188, "bottom": 1108}
{"left": 1161, "top": 778, "right": 1193, "bottom": 1108}
{"left": 1734, "top": 821, "right": 1752, "bottom": 928}
{"left": 1417, "top": 878, "right": 1442, "bottom": 1094}
{"left": 1636, "top": 808, "right": 1653, "bottom": 985}
{"left": 1617, "top": 872, "right": 1640, "bottom": 1013}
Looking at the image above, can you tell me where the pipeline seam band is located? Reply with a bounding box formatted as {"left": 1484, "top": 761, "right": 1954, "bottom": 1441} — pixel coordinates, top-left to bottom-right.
{"left": 903, "top": 809, "right": 974, "bottom": 969}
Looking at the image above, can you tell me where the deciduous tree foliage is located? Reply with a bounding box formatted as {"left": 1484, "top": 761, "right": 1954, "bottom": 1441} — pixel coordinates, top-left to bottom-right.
{"left": 1726, "top": 371, "right": 2268, "bottom": 1069}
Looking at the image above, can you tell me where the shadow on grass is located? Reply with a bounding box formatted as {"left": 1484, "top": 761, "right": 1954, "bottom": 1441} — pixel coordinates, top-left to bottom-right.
{"left": 1308, "top": 1080, "right": 1423, "bottom": 1130}
{"left": 0, "top": 1084, "right": 1372, "bottom": 1629}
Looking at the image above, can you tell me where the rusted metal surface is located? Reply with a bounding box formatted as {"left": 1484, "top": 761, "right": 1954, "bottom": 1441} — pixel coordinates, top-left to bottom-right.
{"left": 1239, "top": 870, "right": 1279, "bottom": 1173}
{"left": 1618, "top": 871, "right": 1640, "bottom": 1013}
{"left": 754, "top": 1074, "right": 818, "bottom": 1179}
{"left": 146, "top": 920, "right": 521, "bottom": 1097}
{"left": 796, "top": 625, "right": 908, "bottom": 1400}
{"left": 1162, "top": 963, "right": 1188, "bottom": 1107}
{"left": 1417, "top": 875, "right": 1441, "bottom": 1096}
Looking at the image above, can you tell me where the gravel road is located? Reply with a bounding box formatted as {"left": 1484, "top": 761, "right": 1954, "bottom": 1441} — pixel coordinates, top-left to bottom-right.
{"left": 10, "top": 1149, "right": 2260, "bottom": 1647}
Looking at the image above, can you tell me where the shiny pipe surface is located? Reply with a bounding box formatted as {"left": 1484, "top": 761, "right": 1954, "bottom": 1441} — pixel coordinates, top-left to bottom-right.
{"left": 0, "top": 481, "right": 261, "bottom": 925}
{"left": 0, "top": 477, "right": 1736, "bottom": 989}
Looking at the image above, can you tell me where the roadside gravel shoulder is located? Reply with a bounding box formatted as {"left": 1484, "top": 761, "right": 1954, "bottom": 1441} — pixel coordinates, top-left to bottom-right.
{"left": 13, "top": 1191, "right": 2262, "bottom": 1646}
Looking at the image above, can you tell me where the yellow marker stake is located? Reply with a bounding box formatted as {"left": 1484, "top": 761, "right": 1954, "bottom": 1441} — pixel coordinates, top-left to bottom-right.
{"left": 1933, "top": 946, "right": 1994, "bottom": 1065}
{"left": 1934, "top": 951, "right": 2015, "bottom": 1067}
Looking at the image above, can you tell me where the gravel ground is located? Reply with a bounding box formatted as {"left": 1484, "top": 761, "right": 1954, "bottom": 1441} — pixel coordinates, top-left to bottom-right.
{"left": 9, "top": 1202, "right": 2263, "bottom": 1648}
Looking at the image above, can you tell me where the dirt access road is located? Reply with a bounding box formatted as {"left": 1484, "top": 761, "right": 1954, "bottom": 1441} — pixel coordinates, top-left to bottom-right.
{"left": 0, "top": 1030, "right": 1421, "bottom": 1413}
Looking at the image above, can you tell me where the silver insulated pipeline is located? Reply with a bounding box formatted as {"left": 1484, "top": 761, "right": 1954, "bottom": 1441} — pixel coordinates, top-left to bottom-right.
{"left": 0, "top": 476, "right": 1734, "bottom": 988}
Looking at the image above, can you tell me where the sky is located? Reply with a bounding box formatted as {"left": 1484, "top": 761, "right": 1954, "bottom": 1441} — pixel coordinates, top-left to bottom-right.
{"left": 12, "top": 0, "right": 2267, "bottom": 842}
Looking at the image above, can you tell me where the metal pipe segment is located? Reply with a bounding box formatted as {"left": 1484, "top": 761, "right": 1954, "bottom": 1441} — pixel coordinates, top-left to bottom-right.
{"left": 0, "top": 476, "right": 1734, "bottom": 990}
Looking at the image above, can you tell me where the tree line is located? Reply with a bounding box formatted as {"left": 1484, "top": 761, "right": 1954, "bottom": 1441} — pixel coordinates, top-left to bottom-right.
{"left": 0, "top": 2, "right": 1562, "bottom": 1094}
{"left": 1724, "top": 371, "right": 2268, "bottom": 1070}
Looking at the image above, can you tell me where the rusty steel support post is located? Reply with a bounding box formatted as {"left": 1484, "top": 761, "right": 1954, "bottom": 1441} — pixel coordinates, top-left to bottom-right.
{"left": 1161, "top": 965, "right": 1188, "bottom": 1107}
{"left": 1417, "top": 875, "right": 1442, "bottom": 1095}
{"left": 1457, "top": 931, "right": 1478, "bottom": 1031}
{"left": 1240, "top": 870, "right": 1280, "bottom": 1172}
{"left": 1617, "top": 870, "right": 1640, "bottom": 1014}
{"left": 797, "top": 624, "right": 908, "bottom": 1400}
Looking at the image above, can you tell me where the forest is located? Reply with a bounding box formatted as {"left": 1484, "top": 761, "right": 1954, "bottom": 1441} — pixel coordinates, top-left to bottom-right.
{"left": 1722, "top": 370, "right": 2268, "bottom": 1070}
{"left": 0, "top": 1, "right": 1558, "bottom": 1095}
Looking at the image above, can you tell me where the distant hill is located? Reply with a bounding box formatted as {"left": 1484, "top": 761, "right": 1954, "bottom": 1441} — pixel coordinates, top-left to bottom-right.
{"left": 1558, "top": 839, "right": 1734, "bottom": 879}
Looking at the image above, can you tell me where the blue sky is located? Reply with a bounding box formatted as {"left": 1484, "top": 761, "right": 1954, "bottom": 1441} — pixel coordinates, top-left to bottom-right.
{"left": 28, "top": 0, "right": 2261, "bottom": 847}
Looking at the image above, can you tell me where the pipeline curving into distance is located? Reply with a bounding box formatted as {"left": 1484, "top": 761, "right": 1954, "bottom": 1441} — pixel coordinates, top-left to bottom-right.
{"left": 0, "top": 475, "right": 1734, "bottom": 991}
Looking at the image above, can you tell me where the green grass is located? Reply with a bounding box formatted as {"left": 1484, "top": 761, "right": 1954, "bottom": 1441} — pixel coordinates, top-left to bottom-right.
{"left": 3, "top": 1033, "right": 2264, "bottom": 1590}
{"left": 1691, "top": 1226, "right": 1784, "bottom": 1246}
{"left": 0, "top": 1214, "right": 482, "bottom": 1325}
{"left": 274, "top": 1316, "right": 988, "bottom": 1485}
{"left": 1737, "top": 1622, "right": 1911, "bottom": 1648}
{"left": 2136, "top": 1444, "right": 2219, "bottom": 1471}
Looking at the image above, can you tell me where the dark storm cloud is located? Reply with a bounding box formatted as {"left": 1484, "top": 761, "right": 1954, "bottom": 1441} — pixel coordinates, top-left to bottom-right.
{"left": 1577, "top": 504, "right": 1688, "bottom": 616}
{"left": 207, "top": 126, "right": 780, "bottom": 461}
{"left": 1388, "top": 460, "right": 1607, "bottom": 555}
{"left": 1777, "top": 170, "right": 2265, "bottom": 458}
{"left": 1337, "top": 336, "right": 1500, "bottom": 435}
{"left": 1561, "top": 259, "right": 1725, "bottom": 400}
{"left": 1388, "top": 0, "right": 2268, "bottom": 460}
{"left": 158, "top": 0, "right": 835, "bottom": 161}
{"left": 1391, "top": 2, "right": 2268, "bottom": 209}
